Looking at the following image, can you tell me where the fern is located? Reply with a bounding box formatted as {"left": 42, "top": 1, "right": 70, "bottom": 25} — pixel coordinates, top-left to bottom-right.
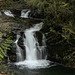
{"left": 0, "top": 36, "right": 12, "bottom": 60}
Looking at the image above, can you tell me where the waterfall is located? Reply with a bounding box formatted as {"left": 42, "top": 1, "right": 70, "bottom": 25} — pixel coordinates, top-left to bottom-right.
{"left": 15, "top": 22, "right": 50, "bottom": 69}
{"left": 14, "top": 35, "right": 24, "bottom": 61}
{"left": 1, "top": 9, "right": 30, "bottom": 18}
{"left": 21, "top": 10, "right": 30, "bottom": 18}
{"left": 24, "top": 22, "right": 46, "bottom": 60}
{"left": 3, "top": 10, "right": 14, "bottom": 17}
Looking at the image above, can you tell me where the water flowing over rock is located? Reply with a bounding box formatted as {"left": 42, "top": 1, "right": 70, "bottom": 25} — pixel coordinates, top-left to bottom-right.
{"left": 14, "top": 35, "right": 25, "bottom": 61}
{"left": 15, "top": 22, "right": 50, "bottom": 69}
{"left": 21, "top": 9, "right": 31, "bottom": 18}
{"left": 28, "top": 9, "right": 44, "bottom": 19}
{"left": 0, "top": 9, "right": 44, "bottom": 19}
{"left": 0, "top": 9, "right": 30, "bottom": 18}
{"left": 2, "top": 10, "right": 14, "bottom": 17}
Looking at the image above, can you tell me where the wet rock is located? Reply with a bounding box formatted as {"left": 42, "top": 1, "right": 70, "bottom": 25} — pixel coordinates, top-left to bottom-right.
{"left": 18, "top": 37, "right": 25, "bottom": 50}
{"left": 35, "top": 31, "right": 43, "bottom": 46}
{"left": 7, "top": 49, "right": 17, "bottom": 62}
{"left": 29, "top": 9, "right": 44, "bottom": 19}
{"left": 9, "top": 55, "right": 17, "bottom": 62}
{"left": 17, "top": 35, "right": 26, "bottom": 60}
{"left": 11, "top": 9, "right": 21, "bottom": 17}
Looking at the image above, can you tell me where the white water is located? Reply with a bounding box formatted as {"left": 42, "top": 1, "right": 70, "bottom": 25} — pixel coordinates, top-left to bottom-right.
{"left": 24, "top": 22, "right": 45, "bottom": 60}
{"left": 14, "top": 35, "right": 24, "bottom": 61}
{"left": 3, "top": 10, "right": 14, "bottom": 17}
{"left": 21, "top": 10, "right": 30, "bottom": 18}
{"left": 15, "top": 22, "right": 50, "bottom": 69}
{"left": 16, "top": 60, "right": 50, "bottom": 69}
{"left": 1, "top": 9, "right": 30, "bottom": 18}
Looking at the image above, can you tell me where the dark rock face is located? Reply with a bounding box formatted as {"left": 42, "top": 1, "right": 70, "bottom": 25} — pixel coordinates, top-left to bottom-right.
{"left": 35, "top": 31, "right": 43, "bottom": 46}
{"left": 18, "top": 36, "right": 26, "bottom": 60}
{"left": 29, "top": 9, "right": 44, "bottom": 19}
{"left": 7, "top": 49, "right": 17, "bottom": 62}
{"left": 11, "top": 9, "right": 21, "bottom": 17}
{"left": 18, "top": 37, "right": 24, "bottom": 49}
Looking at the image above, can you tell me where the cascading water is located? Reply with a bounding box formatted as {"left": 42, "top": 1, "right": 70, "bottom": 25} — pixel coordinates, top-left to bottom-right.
{"left": 21, "top": 10, "right": 30, "bottom": 18}
{"left": 1, "top": 9, "right": 30, "bottom": 18}
{"left": 15, "top": 22, "right": 50, "bottom": 69}
{"left": 3, "top": 10, "right": 14, "bottom": 17}
{"left": 14, "top": 35, "right": 24, "bottom": 61}
{"left": 24, "top": 22, "right": 47, "bottom": 60}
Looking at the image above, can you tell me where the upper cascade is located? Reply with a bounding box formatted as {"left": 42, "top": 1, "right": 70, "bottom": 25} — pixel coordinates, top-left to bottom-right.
{"left": 2, "top": 10, "right": 14, "bottom": 17}
{"left": 21, "top": 9, "right": 31, "bottom": 18}
{"left": 0, "top": 9, "right": 30, "bottom": 18}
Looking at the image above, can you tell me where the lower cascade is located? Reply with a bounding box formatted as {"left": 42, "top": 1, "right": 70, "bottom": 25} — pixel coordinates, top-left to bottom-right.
{"left": 15, "top": 22, "right": 50, "bottom": 69}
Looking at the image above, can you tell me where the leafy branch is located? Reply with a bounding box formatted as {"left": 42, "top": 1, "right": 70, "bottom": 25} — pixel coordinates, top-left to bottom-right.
{"left": 0, "top": 36, "right": 12, "bottom": 60}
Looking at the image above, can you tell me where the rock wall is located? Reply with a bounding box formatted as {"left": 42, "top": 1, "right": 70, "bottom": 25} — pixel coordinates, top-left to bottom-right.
{"left": 0, "top": 12, "right": 42, "bottom": 62}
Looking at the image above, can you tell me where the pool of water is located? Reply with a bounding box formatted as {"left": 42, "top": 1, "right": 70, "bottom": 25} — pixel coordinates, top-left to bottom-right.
{"left": 8, "top": 63, "right": 75, "bottom": 75}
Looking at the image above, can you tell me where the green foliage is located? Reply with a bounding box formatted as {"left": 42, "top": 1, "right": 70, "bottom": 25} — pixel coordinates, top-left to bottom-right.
{"left": 61, "top": 21, "right": 75, "bottom": 40}
{"left": 0, "top": 63, "right": 7, "bottom": 72}
{"left": 50, "top": 27, "right": 56, "bottom": 33}
{"left": 0, "top": 34, "right": 12, "bottom": 73}
{"left": 24, "top": 0, "right": 49, "bottom": 9}
{"left": 0, "top": 0, "right": 22, "bottom": 8}
{"left": 0, "top": 36, "right": 12, "bottom": 60}
{"left": 24, "top": 0, "right": 40, "bottom": 8}
{"left": 37, "top": 1, "right": 49, "bottom": 9}
{"left": 7, "top": 72, "right": 14, "bottom": 75}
